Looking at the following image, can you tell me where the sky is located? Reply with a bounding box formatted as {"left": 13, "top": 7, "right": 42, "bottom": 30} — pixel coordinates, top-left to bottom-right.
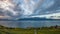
{"left": 0, "top": 0, "right": 60, "bottom": 19}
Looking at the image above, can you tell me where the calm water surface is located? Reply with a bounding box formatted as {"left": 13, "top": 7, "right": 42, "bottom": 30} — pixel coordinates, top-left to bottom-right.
{"left": 0, "top": 20, "right": 60, "bottom": 28}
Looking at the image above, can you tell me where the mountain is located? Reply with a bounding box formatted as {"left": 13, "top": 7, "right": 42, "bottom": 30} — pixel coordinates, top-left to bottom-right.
{"left": 0, "top": 19, "right": 15, "bottom": 21}
{"left": 17, "top": 17, "right": 60, "bottom": 21}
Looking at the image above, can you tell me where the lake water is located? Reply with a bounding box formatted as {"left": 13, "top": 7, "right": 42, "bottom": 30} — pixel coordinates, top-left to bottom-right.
{"left": 0, "top": 20, "right": 60, "bottom": 28}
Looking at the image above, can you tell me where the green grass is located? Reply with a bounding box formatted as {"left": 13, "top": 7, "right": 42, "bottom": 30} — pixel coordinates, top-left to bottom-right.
{"left": 0, "top": 25, "right": 60, "bottom": 34}
{"left": 38, "top": 29, "right": 60, "bottom": 34}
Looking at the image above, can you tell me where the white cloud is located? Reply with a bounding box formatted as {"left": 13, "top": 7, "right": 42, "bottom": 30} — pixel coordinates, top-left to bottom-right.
{"left": 0, "top": 0, "right": 20, "bottom": 17}
{"left": 20, "top": 0, "right": 45, "bottom": 16}
{"left": 0, "top": 15, "right": 11, "bottom": 19}
{"left": 31, "top": 12, "right": 60, "bottom": 19}
{"left": 0, "top": 0, "right": 59, "bottom": 19}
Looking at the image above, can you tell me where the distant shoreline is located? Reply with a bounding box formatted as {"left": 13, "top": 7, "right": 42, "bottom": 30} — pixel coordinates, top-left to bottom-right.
{"left": 1, "top": 17, "right": 60, "bottom": 21}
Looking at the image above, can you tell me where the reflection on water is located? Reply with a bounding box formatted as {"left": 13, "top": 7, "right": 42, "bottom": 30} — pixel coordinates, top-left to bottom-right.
{"left": 0, "top": 20, "right": 60, "bottom": 28}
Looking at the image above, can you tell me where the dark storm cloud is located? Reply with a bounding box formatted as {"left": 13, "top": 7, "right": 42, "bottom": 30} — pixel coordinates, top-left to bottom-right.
{"left": 0, "top": 0, "right": 60, "bottom": 19}
{"left": 0, "top": 8, "right": 5, "bottom": 16}
{"left": 47, "top": 0, "right": 60, "bottom": 11}
{"left": 32, "top": 0, "right": 60, "bottom": 15}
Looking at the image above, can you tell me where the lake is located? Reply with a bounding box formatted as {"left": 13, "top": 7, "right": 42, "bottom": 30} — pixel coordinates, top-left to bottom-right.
{"left": 0, "top": 20, "right": 60, "bottom": 28}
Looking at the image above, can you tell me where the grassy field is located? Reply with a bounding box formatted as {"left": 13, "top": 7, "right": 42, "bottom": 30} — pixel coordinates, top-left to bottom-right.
{"left": 0, "top": 25, "right": 60, "bottom": 34}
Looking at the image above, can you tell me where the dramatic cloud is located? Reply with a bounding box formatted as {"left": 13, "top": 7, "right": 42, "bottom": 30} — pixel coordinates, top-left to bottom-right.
{"left": 0, "top": 0, "right": 21, "bottom": 19}
{"left": 0, "top": 0, "right": 60, "bottom": 19}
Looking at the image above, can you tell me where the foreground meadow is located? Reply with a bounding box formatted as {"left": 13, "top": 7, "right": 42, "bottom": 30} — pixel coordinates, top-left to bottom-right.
{"left": 0, "top": 25, "right": 60, "bottom": 34}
